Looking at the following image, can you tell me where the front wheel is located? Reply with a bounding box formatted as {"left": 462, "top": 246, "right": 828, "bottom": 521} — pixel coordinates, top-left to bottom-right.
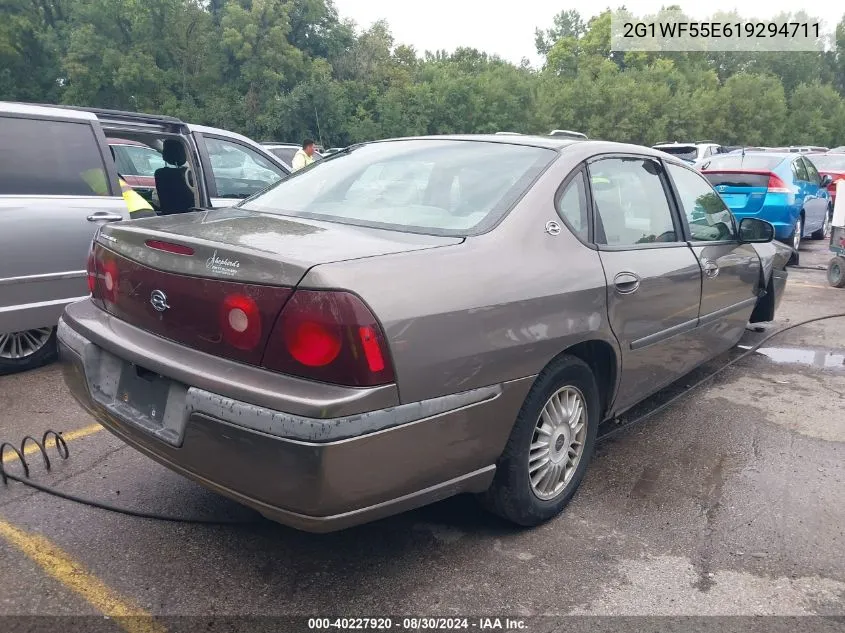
{"left": 481, "top": 355, "right": 600, "bottom": 527}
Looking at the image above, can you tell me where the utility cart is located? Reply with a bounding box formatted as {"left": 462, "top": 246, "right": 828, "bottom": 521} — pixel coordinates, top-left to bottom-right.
{"left": 828, "top": 180, "right": 845, "bottom": 288}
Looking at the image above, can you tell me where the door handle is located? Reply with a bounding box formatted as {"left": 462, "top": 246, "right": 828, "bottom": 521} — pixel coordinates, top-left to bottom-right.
{"left": 87, "top": 211, "right": 124, "bottom": 223}
{"left": 614, "top": 272, "right": 640, "bottom": 294}
{"left": 701, "top": 258, "right": 719, "bottom": 278}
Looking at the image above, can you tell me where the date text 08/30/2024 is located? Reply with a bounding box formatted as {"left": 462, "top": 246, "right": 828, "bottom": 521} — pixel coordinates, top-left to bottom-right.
{"left": 307, "top": 618, "right": 528, "bottom": 630}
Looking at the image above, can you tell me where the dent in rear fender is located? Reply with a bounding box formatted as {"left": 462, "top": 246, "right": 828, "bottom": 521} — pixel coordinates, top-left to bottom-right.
{"left": 300, "top": 172, "right": 618, "bottom": 404}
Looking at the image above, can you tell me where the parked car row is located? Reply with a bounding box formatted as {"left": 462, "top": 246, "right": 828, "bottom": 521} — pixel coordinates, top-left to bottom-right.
{"left": 651, "top": 139, "right": 843, "bottom": 252}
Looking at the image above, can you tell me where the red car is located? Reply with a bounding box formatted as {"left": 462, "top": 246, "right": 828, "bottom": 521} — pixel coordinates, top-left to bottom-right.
{"left": 807, "top": 152, "right": 845, "bottom": 207}
{"left": 108, "top": 138, "right": 166, "bottom": 204}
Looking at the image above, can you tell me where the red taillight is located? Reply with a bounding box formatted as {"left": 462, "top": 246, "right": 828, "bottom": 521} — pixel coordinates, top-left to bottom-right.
{"left": 220, "top": 294, "right": 262, "bottom": 350}
{"left": 284, "top": 320, "right": 342, "bottom": 367}
{"left": 100, "top": 257, "right": 120, "bottom": 303}
{"left": 767, "top": 173, "right": 790, "bottom": 193}
{"left": 86, "top": 247, "right": 97, "bottom": 294}
{"left": 262, "top": 289, "right": 395, "bottom": 387}
{"left": 145, "top": 239, "right": 195, "bottom": 256}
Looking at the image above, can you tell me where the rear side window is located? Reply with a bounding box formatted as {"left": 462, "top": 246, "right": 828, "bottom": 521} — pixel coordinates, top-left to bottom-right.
{"left": 556, "top": 170, "right": 589, "bottom": 241}
{"left": 793, "top": 159, "right": 809, "bottom": 182}
{"left": 0, "top": 116, "right": 109, "bottom": 196}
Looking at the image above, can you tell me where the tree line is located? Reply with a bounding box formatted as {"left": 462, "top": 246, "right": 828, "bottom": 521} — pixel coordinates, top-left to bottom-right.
{"left": 2, "top": 0, "right": 845, "bottom": 148}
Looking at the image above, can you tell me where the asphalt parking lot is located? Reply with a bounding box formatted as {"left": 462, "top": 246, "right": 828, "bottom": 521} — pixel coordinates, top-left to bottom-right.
{"left": 0, "top": 240, "right": 843, "bottom": 630}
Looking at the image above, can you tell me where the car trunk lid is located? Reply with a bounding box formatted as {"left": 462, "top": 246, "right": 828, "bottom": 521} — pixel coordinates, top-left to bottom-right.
{"left": 97, "top": 208, "right": 461, "bottom": 286}
{"left": 91, "top": 208, "right": 461, "bottom": 366}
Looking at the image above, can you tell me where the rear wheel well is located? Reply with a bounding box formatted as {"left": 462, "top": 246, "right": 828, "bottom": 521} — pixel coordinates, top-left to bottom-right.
{"left": 554, "top": 340, "right": 617, "bottom": 422}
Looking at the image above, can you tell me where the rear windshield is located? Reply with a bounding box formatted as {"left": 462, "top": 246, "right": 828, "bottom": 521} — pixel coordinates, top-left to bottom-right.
{"left": 703, "top": 172, "right": 770, "bottom": 188}
{"left": 656, "top": 146, "right": 697, "bottom": 161}
{"left": 807, "top": 154, "right": 845, "bottom": 171}
{"left": 241, "top": 140, "right": 557, "bottom": 236}
{"left": 699, "top": 154, "right": 783, "bottom": 172}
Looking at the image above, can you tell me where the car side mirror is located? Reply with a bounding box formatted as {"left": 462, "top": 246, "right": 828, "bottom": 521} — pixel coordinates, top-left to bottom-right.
{"left": 821, "top": 174, "right": 833, "bottom": 187}
{"left": 738, "top": 217, "right": 774, "bottom": 243}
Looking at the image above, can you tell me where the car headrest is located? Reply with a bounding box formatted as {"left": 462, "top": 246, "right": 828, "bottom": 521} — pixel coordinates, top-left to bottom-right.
{"left": 162, "top": 139, "right": 187, "bottom": 167}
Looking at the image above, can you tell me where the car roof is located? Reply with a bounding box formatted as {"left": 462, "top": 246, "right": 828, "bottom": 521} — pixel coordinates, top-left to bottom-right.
{"left": 0, "top": 101, "right": 97, "bottom": 121}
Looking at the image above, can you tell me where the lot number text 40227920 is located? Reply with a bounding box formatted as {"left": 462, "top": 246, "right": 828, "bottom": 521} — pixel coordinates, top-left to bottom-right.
{"left": 307, "top": 617, "right": 528, "bottom": 630}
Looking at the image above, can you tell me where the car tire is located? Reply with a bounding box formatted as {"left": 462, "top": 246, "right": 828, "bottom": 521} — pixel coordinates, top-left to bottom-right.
{"left": 481, "top": 355, "right": 600, "bottom": 527}
{"left": 828, "top": 256, "right": 845, "bottom": 288}
{"left": 785, "top": 215, "right": 803, "bottom": 251}
{"left": 0, "top": 327, "right": 58, "bottom": 376}
{"left": 811, "top": 209, "right": 832, "bottom": 240}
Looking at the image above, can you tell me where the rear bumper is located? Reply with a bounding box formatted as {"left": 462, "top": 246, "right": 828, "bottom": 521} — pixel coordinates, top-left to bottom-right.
{"left": 57, "top": 301, "right": 531, "bottom": 532}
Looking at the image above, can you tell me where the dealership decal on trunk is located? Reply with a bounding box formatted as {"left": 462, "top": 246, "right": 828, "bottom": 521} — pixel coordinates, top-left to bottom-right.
{"left": 206, "top": 250, "right": 240, "bottom": 276}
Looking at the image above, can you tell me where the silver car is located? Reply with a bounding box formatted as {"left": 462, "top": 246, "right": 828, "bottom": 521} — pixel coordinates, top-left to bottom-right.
{"left": 0, "top": 102, "right": 289, "bottom": 374}
{"left": 58, "top": 136, "right": 788, "bottom": 532}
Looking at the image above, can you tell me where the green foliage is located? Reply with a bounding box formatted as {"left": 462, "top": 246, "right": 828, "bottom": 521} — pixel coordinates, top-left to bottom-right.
{"left": 0, "top": 1, "right": 844, "bottom": 147}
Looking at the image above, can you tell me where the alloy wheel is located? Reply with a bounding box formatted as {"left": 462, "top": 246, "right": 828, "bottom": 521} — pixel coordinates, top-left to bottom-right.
{"left": 0, "top": 328, "right": 53, "bottom": 360}
{"left": 793, "top": 217, "right": 803, "bottom": 251}
{"left": 528, "top": 386, "right": 588, "bottom": 500}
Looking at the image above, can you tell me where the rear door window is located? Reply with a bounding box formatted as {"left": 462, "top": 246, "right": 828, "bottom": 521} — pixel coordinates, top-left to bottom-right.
{"left": 204, "top": 136, "right": 286, "bottom": 199}
{"left": 0, "top": 116, "right": 110, "bottom": 196}
{"left": 587, "top": 157, "right": 679, "bottom": 246}
{"left": 556, "top": 170, "right": 589, "bottom": 241}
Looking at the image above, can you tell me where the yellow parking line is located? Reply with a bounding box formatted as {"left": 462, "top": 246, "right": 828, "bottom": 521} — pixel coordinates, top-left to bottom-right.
{"left": 0, "top": 519, "right": 166, "bottom": 633}
{"left": 2, "top": 424, "right": 103, "bottom": 464}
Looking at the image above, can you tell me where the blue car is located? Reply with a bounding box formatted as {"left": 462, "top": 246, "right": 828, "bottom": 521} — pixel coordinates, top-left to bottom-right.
{"left": 699, "top": 152, "right": 832, "bottom": 250}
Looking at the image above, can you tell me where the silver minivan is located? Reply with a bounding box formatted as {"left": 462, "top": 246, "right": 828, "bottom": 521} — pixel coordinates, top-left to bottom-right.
{"left": 0, "top": 102, "right": 290, "bottom": 374}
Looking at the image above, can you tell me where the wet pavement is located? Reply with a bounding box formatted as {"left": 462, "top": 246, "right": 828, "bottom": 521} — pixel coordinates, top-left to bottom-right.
{"left": 0, "top": 240, "right": 843, "bottom": 627}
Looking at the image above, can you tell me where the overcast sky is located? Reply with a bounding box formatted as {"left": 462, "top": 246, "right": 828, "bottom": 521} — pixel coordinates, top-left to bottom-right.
{"left": 331, "top": 0, "right": 833, "bottom": 67}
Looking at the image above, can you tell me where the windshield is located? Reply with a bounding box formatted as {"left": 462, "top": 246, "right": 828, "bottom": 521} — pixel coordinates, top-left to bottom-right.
{"left": 699, "top": 154, "right": 783, "bottom": 172}
{"left": 808, "top": 154, "right": 845, "bottom": 171}
{"left": 241, "top": 140, "right": 557, "bottom": 236}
